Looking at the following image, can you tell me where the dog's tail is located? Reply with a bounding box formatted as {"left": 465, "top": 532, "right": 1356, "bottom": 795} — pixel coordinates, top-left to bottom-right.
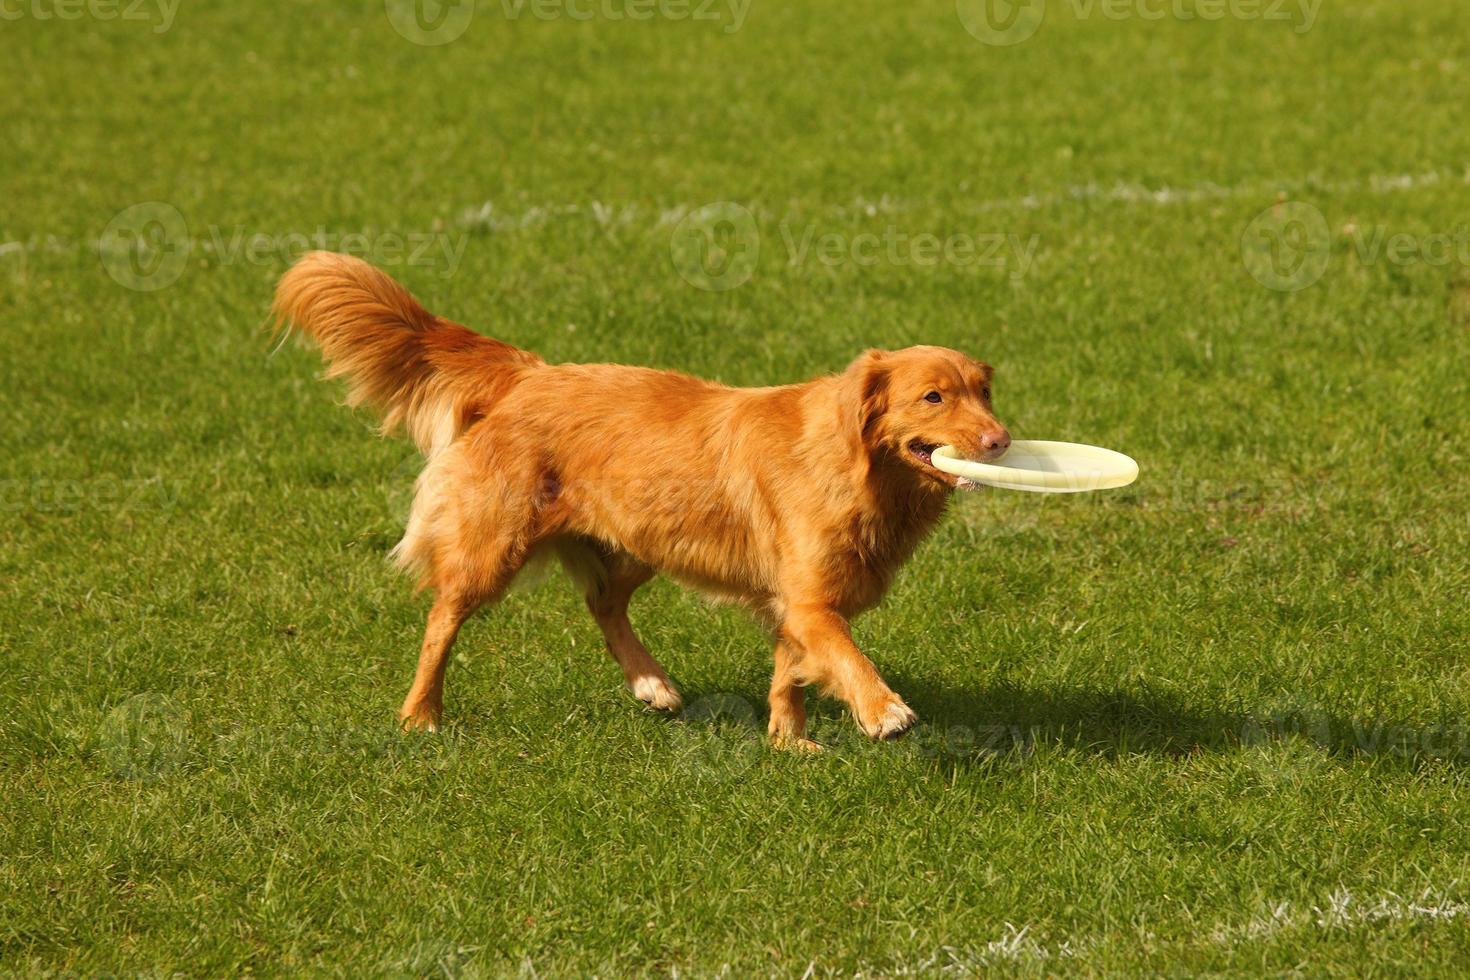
{"left": 272, "top": 251, "right": 540, "bottom": 455}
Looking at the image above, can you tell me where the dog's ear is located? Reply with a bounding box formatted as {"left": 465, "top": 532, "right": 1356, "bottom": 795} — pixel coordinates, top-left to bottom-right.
{"left": 841, "top": 348, "right": 891, "bottom": 448}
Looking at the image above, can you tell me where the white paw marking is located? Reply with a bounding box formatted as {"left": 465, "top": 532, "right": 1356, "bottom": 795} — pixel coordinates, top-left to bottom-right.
{"left": 870, "top": 700, "right": 918, "bottom": 740}
{"left": 630, "top": 675, "right": 683, "bottom": 713}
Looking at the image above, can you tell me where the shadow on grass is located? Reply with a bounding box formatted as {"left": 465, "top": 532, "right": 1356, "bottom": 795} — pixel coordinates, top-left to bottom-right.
{"left": 878, "top": 672, "right": 1470, "bottom": 771}
{"left": 895, "top": 675, "right": 1241, "bottom": 758}
{"left": 441, "top": 674, "right": 1470, "bottom": 776}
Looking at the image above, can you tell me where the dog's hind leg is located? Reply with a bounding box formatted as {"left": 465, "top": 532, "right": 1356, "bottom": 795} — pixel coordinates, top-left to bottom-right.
{"left": 574, "top": 548, "right": 682, "bottom": 713}
{"left": 400, "top": 589, "right": 489, "bottom": 732}
{"left": 397, "top": 454, "right": 535, "bottom": 731}
{"left": 399, "top": 544, "right": 529, "bottom": 731}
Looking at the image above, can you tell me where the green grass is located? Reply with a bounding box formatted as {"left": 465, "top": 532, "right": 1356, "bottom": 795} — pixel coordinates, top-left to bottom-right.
{"left": 5, "top": 0, "right": 1470, "bottom": 974}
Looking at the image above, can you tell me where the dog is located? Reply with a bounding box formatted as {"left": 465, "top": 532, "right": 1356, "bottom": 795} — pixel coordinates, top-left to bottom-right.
{"left": 273, "top": 251, "right": 1010, "bottom": 746}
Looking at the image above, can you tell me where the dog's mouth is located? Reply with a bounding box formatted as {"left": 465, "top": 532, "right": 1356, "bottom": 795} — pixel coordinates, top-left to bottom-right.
{"left": 906, "top": 440, "right": 980, "bottom": 490}
{"left": 907, "top": 440, "right": 938, "bottom": 467}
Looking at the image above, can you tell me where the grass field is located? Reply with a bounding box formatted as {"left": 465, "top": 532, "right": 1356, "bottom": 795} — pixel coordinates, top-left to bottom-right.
{"left": 5, "top": 0, "right": 1470, "bottom": 974}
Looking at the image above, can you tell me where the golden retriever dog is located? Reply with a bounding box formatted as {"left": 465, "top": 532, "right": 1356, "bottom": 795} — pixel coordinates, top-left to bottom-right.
{"left": 273, "top": 251, "right": 1010, "bottom": 747}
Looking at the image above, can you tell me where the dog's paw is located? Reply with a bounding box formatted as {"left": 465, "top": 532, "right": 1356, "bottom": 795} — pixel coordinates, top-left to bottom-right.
{"left": 399, "top": 704, "right": 442, "bottom": 733}
{"left": 630, "top": 675, "right": 683, "bottom": 713}
{"left": 861, "top": 698, "right": 917, "bottom": 741}
{"left": 771, "top": 733, "right": 824, "bottom": 753}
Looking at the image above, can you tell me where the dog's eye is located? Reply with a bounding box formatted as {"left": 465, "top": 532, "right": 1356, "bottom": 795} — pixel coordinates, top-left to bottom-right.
{"left": 923, "top": 391, "right": 942, "bottom": 404}
{"left": 982, "top": 386, "right": 991, "bottom": 400}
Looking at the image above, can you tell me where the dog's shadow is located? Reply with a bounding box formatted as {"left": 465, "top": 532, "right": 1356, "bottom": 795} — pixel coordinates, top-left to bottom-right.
{"left": 893, "top": 674, "right": 1239, "bottom": 758}
{"left": 840, "top": 672, "right": 1470, "bottom": 772}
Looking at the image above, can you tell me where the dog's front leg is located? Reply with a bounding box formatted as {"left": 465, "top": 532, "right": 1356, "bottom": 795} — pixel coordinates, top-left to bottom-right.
{"left": 779, "top": 605, "right": 917, "bottom": 741}
{"left": 768, "top": 638, "right": 818, "bottom": 750}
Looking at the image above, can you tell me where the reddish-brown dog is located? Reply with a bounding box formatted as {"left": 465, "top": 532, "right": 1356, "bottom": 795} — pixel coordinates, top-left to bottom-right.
{"left": 274, "top": 252, "right": 1010, "bottom": 746}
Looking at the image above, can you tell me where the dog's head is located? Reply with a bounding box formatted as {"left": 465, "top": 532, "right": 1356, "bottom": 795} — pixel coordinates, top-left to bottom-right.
{"left": 842, "top": 345, "right": 1010, "bottom": 489}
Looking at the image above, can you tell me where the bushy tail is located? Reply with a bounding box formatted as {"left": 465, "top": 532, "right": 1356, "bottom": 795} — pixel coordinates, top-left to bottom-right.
{"left": 272, "top": 251, "right": 539, "bottom": 454}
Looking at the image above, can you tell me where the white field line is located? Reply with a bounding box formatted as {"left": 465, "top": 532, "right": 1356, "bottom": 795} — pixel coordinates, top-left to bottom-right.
{"left": 945, "top": 163, "right": 1470, "bottom": 216}
{"left": 836, "top": 888, "right": 1470, "bottom": 975}
{"left": 1313, "top": 887, "right": 1470, "bottom": 927}
{"left": 3, "top": 164, "right": 1467, "bottom": 259}
{"left": 5, "top": 164, "right": 1464, "bottom": 258}
{"left": 843, "top": 924, "right": 1080, "bottom": 977}
{"left": 377, "top": 887, "right": 1470, "bottom": 975}
{"left": 1210, "top": 887, "right": 1470, "bottom": 945}
{"left": 454, "top": 163, "right": 1470, "bottom": 231}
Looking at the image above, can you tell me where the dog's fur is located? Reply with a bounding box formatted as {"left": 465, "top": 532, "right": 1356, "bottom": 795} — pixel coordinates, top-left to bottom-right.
{"left": 273, "top": 251, "right": 1010, "bottom": 745}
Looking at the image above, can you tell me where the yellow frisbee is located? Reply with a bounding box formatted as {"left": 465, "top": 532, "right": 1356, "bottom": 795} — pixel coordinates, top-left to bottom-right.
{"left": 932, "top": 441, "right": 1139, "bottom": 494}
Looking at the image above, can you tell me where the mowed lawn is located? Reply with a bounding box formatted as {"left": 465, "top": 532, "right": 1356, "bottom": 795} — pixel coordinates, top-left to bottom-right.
{"left": 4, "top": 0, "right": 1470, "bottom": 974}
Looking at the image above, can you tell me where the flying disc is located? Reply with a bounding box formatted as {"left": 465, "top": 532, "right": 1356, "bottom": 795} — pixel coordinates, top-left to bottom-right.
{"left": 932, "top": 441, "right": 1138, "bottom": 493}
